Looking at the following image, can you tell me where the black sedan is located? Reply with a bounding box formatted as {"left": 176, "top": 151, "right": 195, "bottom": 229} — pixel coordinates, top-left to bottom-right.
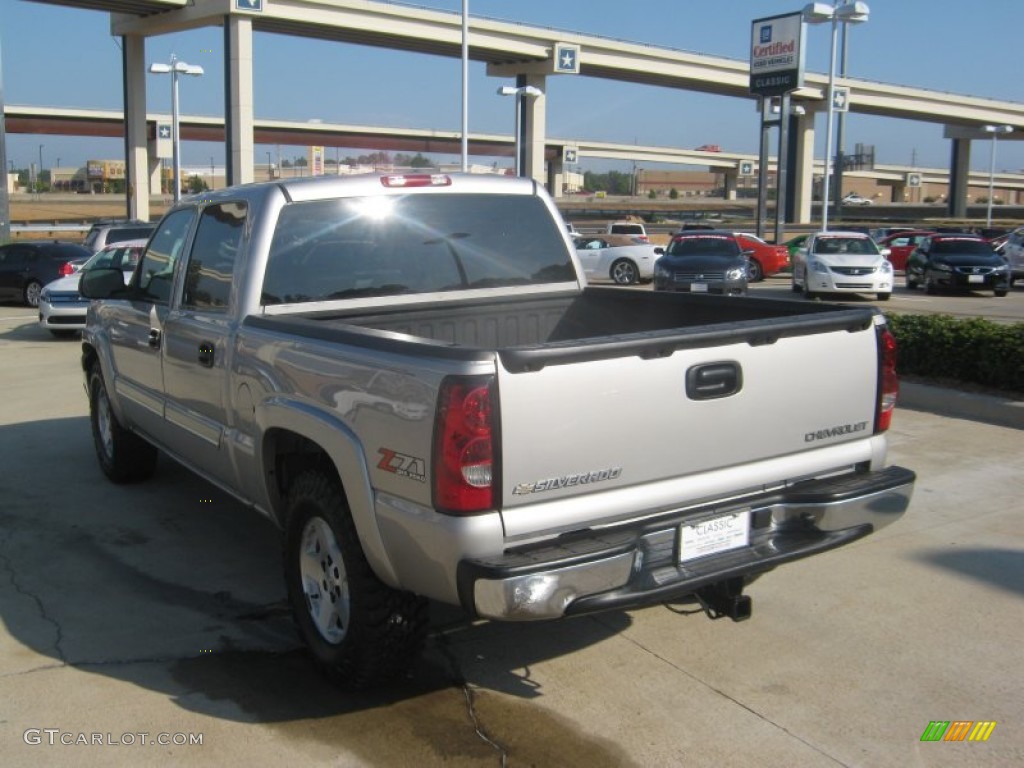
{"left": 653, "top": 231, "right": 749, "bottom": 296}
{"left": 905, "top": 234, "right": 1010, "bottom": 297}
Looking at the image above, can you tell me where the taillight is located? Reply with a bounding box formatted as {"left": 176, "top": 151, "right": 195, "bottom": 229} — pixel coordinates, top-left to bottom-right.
{"left": 58, "top": 261, "right": 74, "bottom": 277}
{"left": 876, "top": 327, "right": 899, "bottom": 433}
{"left": 433, "top": 376, "right": 496, "bottom": 514}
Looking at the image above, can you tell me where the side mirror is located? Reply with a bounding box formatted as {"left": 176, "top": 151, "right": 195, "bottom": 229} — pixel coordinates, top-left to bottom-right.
{"left": 654, "top": 247, "right": 665, "bottom": 255}
{"left": 80, "top": 268, "right": 129, "bottom": 300}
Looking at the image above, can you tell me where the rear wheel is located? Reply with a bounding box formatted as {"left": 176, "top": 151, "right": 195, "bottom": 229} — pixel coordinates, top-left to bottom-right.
{"left": 88, "top": 364, "right": 158, "bottom": 483}
{"left": 23, "top": 280, "right": 43, "bottom": 308}
{"left": 284, "top": 470, "right": 428, "bottom": 689}
{"left": 746, "top": 259, "right": 764, "bottom": 282}
{"left": 610, "top": 259, "right": 639, "bottom": 285}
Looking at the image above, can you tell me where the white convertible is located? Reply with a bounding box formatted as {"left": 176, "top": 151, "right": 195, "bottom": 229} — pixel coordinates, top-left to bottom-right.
{"left": 574, "top": 234, "right": 663, "bottom": 285}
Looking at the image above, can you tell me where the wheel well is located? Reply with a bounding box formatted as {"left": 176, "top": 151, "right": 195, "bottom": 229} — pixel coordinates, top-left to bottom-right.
{"left": 263, "top": 429, "right": 346, "bottom": 526}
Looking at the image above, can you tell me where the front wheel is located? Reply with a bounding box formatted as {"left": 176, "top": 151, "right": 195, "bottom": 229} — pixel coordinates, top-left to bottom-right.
{"left": 88, "top": 364, "right": 157, "bottom": 483}
{"left": 610, "top": 259, "right": 639, "bottom": 285}
{"left": 746, "top": 259, "right": 764, "bottom": 282}
{"left": 876, "top": 292, "right": 891, "bottom": 301}
{"left": 995, "top": 289, "right": 1007, "bottom": 297}
{"left": 284, "top": 470, "right": 428, "bottom": 689}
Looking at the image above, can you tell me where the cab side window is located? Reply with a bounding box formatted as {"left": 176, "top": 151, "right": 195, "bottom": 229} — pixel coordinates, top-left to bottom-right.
{"left": 182, "top": 202, "right": 247, "bottom": 312}
{"left": 138, "top": 209, "right": 196, "bottom": 304}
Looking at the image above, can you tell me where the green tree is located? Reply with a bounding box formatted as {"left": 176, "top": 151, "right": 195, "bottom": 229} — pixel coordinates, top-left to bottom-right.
{"left": 186, "top": 175, "right": 209, "bottom": 194}
{"left": 669, "top": 188, "right": 679, "bottom": 200}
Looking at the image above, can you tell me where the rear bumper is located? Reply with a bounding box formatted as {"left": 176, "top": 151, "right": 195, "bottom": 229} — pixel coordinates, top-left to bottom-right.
{"left": 458, "top": 465, "right": 914, "bottom": 620}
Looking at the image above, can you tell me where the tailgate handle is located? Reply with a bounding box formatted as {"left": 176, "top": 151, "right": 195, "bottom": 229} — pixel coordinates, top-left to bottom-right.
{"left": 687, "top": 362, "right": 742, "bottom": 400}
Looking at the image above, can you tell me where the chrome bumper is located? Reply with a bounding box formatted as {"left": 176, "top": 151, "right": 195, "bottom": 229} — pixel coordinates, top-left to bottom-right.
{"left": 458, "top": 465, "right": 915, "bottom": 620}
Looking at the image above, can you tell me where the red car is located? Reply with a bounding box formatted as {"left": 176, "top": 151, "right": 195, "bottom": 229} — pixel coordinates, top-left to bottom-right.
{"left": 733, "top": 233, "right": 790, "bottom": 281}
{"left": 877, "top": 230, "right": 935, "bottom": 271}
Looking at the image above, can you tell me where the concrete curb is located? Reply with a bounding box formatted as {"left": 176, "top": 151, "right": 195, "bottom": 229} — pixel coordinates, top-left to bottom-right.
{"left": 898, "top": 381, "right": 1024, "bottom": 431}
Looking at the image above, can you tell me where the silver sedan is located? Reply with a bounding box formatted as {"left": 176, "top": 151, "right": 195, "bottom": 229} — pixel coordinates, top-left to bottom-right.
{"left": 574, "top": 234, "right": 663, "bottom": 285}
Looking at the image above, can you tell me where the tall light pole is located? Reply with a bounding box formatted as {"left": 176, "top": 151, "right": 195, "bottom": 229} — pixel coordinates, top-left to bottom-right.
{"left": 497, "top": 85, "right": 542, "bottom": 177}
{"left": 266, "top": 151, "right": 273, "bottom": 180}
{"left": 983, "top": 125, "right": 1012, "bottom": 228}
{"left": 38, "top": 144, "right": 44, "bottom": 193}
{"left": 149, "top": 55, "right": 204, "bottom": 203}
{"left": 460, "top": 0, "right": 469, "bottom": 173}
{"left": 803, "top": 1, "right": 869, "bottom": 231}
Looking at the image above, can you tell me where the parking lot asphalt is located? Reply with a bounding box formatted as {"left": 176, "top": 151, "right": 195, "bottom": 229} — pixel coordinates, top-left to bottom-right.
{"left": 1, "top": 308, "right": 1022, "bottom": 767}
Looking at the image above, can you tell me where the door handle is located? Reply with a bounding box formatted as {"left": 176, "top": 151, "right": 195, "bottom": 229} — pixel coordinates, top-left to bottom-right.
{"left": 686, "top": 362, "right": 742, "bottom": 400}
{"left": 198, "top": 341, "right": 215, "bottom": 368}
{"left": 148, "top": 328, "right": 161, "bottom": 349}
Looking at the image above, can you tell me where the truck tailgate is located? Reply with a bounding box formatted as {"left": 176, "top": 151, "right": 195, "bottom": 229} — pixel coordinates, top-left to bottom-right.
{"left": 496, "top": 320, "right": 880, "bottom": 516}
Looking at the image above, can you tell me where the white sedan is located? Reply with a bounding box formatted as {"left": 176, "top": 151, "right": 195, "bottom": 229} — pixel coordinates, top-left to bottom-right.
{"left": 574, "top": 234, "right": 663, "bottom": 285}
{"left": 791, "top": 231, "right": 894, "bottom": 301}
{"left": 38, "top": 239, "right": 146, "bottom": 337}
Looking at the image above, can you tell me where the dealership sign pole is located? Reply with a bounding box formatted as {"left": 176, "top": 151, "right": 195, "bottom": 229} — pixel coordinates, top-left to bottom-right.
{"left": 750, "top": 12, "right": 806, "bottom": 242}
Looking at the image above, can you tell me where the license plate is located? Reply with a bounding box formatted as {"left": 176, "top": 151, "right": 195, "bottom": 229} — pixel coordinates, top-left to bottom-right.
{"left": 968, "top": 275, "right": 984, "bottom": 284}
{"left": 690, "top": 282, "right": 709, "bottom": 293}
{"left": 679, "top": 510, "right": 750, "bottom": 564}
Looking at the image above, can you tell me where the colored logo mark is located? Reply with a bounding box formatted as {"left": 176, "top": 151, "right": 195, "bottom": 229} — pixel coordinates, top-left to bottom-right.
{"left": 760, "top": 26, "right": 772, "bottom": 44}
{"left": 920, "top": 721, "right": 997, "bottom": 742}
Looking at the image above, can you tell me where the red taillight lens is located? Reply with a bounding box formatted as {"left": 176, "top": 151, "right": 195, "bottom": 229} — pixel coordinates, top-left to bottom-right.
{"left": 434, "top": 376, "right": 496, "bottom": 514}
{"left": 58, "top": 261, "right": 75, "bottom": 277}
{"left": 876, "top": 327, "right": 899, "bottom": 433}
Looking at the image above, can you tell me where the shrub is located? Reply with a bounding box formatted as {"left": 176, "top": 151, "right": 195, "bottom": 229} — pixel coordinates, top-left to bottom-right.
{"left": 886, "top": 313, "right": 1024, "bottom": 393}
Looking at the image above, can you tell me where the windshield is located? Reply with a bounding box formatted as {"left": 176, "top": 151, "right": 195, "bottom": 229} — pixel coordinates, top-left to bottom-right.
{"left": 665, "top": 235, "right": 740, "bottom": 258}
{"left": 812, "top": 237, "right": 880, "bottom": 256}
{"left": 262, "top": 193, "right": 575, "bottom": 304}
{"left": 931, "top": 240, "right": 994, "bottom": 256}
{"left": 83, "top": 245, "right": 142, "bottom": 272}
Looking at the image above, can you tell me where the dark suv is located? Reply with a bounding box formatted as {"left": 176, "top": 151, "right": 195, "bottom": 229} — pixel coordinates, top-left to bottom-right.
{"left": 83, "top": 220, "right": 156, "bottom": 253}
{"left": 0, "top": 241, "right": 93, "bottom": 307}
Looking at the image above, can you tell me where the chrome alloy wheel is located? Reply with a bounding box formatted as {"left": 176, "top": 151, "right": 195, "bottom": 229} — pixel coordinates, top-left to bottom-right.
{"left": 299, "top": 516, "right": 350, "bottom": 644}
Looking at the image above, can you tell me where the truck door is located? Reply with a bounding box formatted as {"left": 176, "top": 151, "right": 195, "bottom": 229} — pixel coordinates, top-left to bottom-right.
{"left": 105, "top": 208, "right": 197, "bottom": 437}
{"left": 160, "top": 201, "right": 248, "bottom": 491}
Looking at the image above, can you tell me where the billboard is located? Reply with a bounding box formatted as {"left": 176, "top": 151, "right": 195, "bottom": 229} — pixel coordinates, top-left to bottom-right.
{"left": 750, "top": 13, "right": 806, "bottom": 96}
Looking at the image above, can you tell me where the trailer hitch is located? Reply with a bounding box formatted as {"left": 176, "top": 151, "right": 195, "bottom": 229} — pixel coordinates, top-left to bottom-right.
{"left": 696, "top": 578, "right": 752, "bottom": 622}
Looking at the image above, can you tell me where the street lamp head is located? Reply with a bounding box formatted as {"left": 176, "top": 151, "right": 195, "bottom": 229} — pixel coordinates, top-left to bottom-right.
{"left": 174, "top": 62, "right": 204, "bottom": 76}
{"left": 149, "top": 63, "right": 172, "bottom": 74}
{"left": 497, "top": 86, "right": 518, "bottom": 96}
{"left": 982, "top": 125, "right": 1013, "bottom": 135}
{"left": 802, "top": 2, "right": 835, "bottom": 23}
{"left": 835, "top": 1, "right": 870, "bottom": 24}
{"left": 497, "top": 85, "right": 542, "bottom": 97}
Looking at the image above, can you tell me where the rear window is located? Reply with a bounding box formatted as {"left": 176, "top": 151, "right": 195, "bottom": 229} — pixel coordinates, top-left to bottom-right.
{"left": 106, "top": 227, "right": 154, "bottom": 245}
{"left": 262, "top": 193, "right": 574, "bottom": 305}
{"left": 665, "top": 235, "right": 740, "bottom": 257}
{"left": 610, "top": 224, "right": 644, "bottom": 235}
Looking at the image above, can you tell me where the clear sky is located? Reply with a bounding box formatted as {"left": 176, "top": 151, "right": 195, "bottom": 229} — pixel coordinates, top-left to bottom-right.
{"left": 2, "top": 0, "right": 1022, "bottom": 174}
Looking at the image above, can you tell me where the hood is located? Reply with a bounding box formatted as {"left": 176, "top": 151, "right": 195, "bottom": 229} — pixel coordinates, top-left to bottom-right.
{"left": 42, "top": 275, "right": 82, "bottom": 294}
{"left": 811, "top": 253, "right": 884, "bottom": 268}
{"left": 657, "top": 253, "right": 745, "bottom": 270}
{"left": 932, "top": 253, "right": 1004, "bottom": 268}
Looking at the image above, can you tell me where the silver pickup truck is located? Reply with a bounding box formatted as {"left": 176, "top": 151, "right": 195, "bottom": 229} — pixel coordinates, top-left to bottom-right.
{"left": 80, "top": 173, "right": 914, "bottom": 688}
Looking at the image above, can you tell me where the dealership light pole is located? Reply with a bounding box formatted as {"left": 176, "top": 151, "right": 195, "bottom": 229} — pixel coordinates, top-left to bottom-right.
{"left": 461, "top": 0, "right": 469, "bottom": 172}
{"left": 498, "top": 85, "right": 542, "bottom": 177}
{"left": 983, "top": 125, "right": 1012, "bottom": 227}
{"left": 149, "top": 55, "right": 204, "bottom": 203}
{"left": 803, "top": 1, "right": 869, "bottom": 231}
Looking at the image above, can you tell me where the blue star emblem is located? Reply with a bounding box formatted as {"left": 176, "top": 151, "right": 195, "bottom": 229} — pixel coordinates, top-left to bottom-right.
{"left": 158, "top": 125, "right": 171, "bottom": 139}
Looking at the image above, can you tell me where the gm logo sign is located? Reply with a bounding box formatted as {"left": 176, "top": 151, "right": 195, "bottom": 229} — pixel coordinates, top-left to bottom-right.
{"left": 235, "top": 0, "right": 263, "bottom": 11}
{"left": 760, "top": 25, "right": 772, "bottom": 44}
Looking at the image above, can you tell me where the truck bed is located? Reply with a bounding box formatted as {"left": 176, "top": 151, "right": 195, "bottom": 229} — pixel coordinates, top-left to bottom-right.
{"left": 248, "top": 287, "right": 878, "bottom": 372}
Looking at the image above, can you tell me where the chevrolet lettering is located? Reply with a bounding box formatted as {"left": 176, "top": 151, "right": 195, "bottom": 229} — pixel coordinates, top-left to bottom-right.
{"left": 80, "top": 172, "right": 915, "bottom": 688}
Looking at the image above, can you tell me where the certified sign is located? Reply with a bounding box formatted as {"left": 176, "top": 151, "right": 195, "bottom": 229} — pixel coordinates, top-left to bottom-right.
{"left": 749, "top": 13, "right": 806, "bottom": 96}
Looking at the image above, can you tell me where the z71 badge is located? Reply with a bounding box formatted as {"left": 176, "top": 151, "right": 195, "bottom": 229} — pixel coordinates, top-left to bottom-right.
{"left": 377, "top": 448, "right": 426, "bottom": 483}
